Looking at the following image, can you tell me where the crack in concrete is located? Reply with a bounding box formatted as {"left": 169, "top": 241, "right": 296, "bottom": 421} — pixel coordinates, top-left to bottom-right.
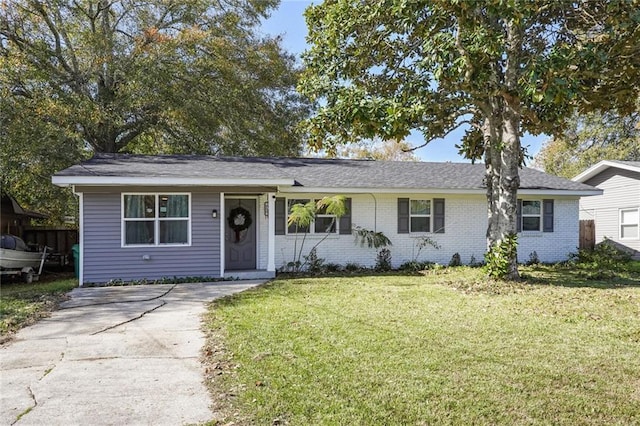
{"left": 12, "top": 386, "right": 37, "bottom": 425}
{"left": 59, "top": 284, "right": 178, "bottom": 310}
{"left": 38, "top": 340, "right": 67, "bottom": 381}
{"left": 90, "top": 301, "right": 166, "bottom": 335}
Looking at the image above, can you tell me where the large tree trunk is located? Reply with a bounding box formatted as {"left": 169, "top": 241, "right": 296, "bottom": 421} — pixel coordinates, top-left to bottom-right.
{"left": 483, "top": 99, "right": 521, "bottom": 280}
{"left": 481, "top": 20, "right": 523, "bottom": 281}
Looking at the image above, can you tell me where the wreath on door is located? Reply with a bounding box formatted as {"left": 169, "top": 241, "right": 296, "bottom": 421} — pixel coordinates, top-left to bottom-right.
{"left": 227, "top": 206, "right": 253, "bottom": 242}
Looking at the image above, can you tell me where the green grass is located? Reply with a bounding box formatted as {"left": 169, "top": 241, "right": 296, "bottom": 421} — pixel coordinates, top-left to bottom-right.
{"left": 0, "top": 277, "right": 77, "bottom": 340}
{"left": 204, "top": 266, "right": 640, "bottom": 425}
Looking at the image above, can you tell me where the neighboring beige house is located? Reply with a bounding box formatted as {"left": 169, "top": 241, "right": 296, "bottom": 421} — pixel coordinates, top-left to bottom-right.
{"left": 573, "top": 160, "right": 640, "bottom": 259}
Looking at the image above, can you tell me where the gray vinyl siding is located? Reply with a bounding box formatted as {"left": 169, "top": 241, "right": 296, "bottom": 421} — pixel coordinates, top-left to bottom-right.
{"left": 580, "top": 167, "right": 640, "bottom": 257}
{"left": 82, "top": 190, "right": 221, "bottom": 284}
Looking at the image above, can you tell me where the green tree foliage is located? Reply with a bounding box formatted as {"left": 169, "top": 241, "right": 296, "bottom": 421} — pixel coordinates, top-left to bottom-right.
{"left": 299, "top": 0, "right": 640, "bottom": 279}
{"left": 1, "top": 0, "right": 308, "bottom": 222}
{"left": 535, "top": 108, "right": 640, "bottom": 178}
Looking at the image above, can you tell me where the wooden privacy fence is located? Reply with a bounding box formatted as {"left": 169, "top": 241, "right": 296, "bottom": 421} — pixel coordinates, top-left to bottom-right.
{"left": 23, "top": 228, "right": 78, "bottom": 268}
{"left": 579, "top": 220, "right": 595, "bottom": 250}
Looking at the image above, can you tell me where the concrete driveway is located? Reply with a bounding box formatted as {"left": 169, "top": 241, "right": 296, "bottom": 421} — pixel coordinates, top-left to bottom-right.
{"left": 1, "top": 281, "right": 264, "bottom": 426}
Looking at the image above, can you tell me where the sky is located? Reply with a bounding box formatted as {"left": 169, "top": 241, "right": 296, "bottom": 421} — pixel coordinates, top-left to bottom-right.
{"left": 260, "top": 0, "right": 549, "bottom": 163}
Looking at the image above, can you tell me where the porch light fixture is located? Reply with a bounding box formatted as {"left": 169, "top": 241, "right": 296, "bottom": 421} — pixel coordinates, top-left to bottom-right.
{"left": 212, "top": 209, "right": 218, "bottom": 219}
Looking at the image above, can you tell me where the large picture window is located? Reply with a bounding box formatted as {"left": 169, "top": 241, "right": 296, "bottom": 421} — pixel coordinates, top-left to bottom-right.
{"left": 123, "top": 194, "right": 190, "bottom": 246}
{"left": 620, "top": 208, "right": 639, "bottom": 239}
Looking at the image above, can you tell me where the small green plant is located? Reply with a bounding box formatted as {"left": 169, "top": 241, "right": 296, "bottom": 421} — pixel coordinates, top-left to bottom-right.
{"left": 411, "top": 236, "right": 440, "bottom": 262}
{"left": 375, "top": 248, "right": 392, "bottom": 271}
{"left": 526, "top": 251, "right": 540, "bottom": 266}
{"left": 344, "top": 262, "right": 362, "bottom": 272}
{"left": 322, "top": 263, "right": 342, "bottom": 273}
{"left": 568, "top": 239, "right": 632, "bottom": 278}
{"left": 287, "top": 195, "right": 348, "bottom": 272}
{"left": 353, "top": 226, "right": 392, "bottom": 248}
{"left": 304, "top": 248, "right": 325, "bottom": 273}
{"left": 469, "top": 254, "right": 482, "bottom": 267}
{"left": 449, "top": 252, "right": 462, "bottom": 267}
{"left": 399, "top": 260, "right": 434, "bottom": 272}
{"left": 484, "top": 233, "right": 518, "bottom": 279}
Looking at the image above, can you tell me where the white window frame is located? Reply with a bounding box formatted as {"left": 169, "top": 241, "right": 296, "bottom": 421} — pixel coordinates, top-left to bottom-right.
{"left": 286, "top": 198, "right": 338, "bottom": 235}
{"left": 410, "top": 199, "right": 431, "bottom": 233}
{"left": 620, "top": 208, "right": 639, "bottom": 240}
{"left": 121, "top": 193, "right": 192, "bottom": 247}
{"left": 521, "top": 200, "right": 542, "bottom": 232}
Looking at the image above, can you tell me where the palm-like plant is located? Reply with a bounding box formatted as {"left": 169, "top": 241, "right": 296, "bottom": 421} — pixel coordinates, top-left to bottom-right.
{"left": 286, "top": 195, "right": 347, "bottom": 272}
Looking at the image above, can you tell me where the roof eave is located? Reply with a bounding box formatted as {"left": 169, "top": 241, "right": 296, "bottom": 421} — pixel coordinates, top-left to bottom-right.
{"left": 282, "top": 186, "right": 601, "bottom": 196}
{"left": 52, "top": 176, "right": 296, "bottom": 187}
{"left": 573, "top": 160, "right": 640, "bottom": 183}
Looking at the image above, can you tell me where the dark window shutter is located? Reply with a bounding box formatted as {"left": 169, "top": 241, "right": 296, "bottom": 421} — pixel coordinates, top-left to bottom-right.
{"left": 543, "top": 199, "right": 554, "bottom": 232}
{"left": 516, "top": 199, "right": 522, "bottom": 233}
{"left": 398, "top": 198, "right": 409, "bottom": 234}
{"left": 339, "top": 198, "right": 352, "bottom": 235}
{"left": 433, "top": 198, "right": 445, "bottom": 233}
{"left": 275, "top": 197, "right": 286, "bottom": 235}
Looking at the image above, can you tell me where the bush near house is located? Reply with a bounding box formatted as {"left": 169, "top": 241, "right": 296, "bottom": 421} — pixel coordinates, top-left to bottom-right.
{"left": 204, "top": 265, "right": 640, "bottom": 425}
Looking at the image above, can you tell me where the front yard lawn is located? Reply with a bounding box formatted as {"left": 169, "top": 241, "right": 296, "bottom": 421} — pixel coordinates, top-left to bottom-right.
{"left": 204, "top": 266, "right": 640, "bottom": 425}
{"left": 0, "top": 276, "right": 77, "bottom": 342}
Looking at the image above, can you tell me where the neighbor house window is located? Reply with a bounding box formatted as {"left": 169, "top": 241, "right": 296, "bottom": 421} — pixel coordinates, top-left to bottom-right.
{"left": 620, "top": 208, "right": 639, "bottom": 239}
{"left": 521, "top": 200, "right": 541, "bottom": 231}
{"left": 410, "top": 199, "right": 431, "bottom": 232}
{"left": 123, "top": 194, "right": 190, "bottom": 246}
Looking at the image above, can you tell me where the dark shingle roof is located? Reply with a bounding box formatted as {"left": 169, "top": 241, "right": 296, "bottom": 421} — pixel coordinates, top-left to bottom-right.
{"left": 55, "top": 154, "right": 598, "bottom": 192}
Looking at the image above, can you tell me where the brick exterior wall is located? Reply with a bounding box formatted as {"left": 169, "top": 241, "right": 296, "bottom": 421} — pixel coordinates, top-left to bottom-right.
{"left": 270, "top": 192, "right": 580, "bottom": 269}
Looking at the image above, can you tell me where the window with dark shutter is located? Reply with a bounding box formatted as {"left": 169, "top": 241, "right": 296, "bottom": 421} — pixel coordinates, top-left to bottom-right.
{"left": 275, "top": 197, "right": 286, "bottom": 235}
{"left": 433, "top": 198, "right": 445, "bottom": 233}
{"left": 398, "top": 198, "right": 409, "bottom": 234}
{"left": 543, "top": 199, "right": 554, "bottom": 232}
{"left": 339, "top": 198, "right": 352, "bottom": 235}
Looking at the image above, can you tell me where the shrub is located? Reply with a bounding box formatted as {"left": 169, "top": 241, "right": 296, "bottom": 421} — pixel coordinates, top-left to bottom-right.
{"left": 344, "top": 262, "right": 363, "bottom": 272}
{"left": 304, "top": 248, "right": 325, "bottom": 273}
{"left": 322, "top": 263, "right": 342, "bottom": 273}
{"left": 399, "top": 261, "right": 437, "bottom": 272}
{"left": 469, "top": 255, "right": 483, "bottom": 267}
{"left": 375, "top": 248, "right": 392, "bottom": 272}
{"left": 526, "top": 251, "right": 540, "bottom": 266}
{"left": 568, "top": 239, "right": 632, "bottom": 275}
{"left": 449, "top": 252, "right": 462, "bottom": 267}
{"left": 483, "top": 233, "right": 518, "bottom": 279}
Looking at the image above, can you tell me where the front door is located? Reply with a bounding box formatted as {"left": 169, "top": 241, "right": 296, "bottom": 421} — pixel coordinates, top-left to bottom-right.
{"left": 225, "top": 198, "right": 257, "bottom": 270}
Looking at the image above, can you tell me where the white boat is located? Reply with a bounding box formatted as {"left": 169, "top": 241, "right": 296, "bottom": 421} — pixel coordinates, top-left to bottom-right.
{"left": 1, "top": 235, "right": 48, "bottom": 282}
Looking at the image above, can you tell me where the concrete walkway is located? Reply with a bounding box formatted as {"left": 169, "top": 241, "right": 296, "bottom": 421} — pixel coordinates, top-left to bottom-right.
{"left": 1, "top": 281, "right": 264, "bottom": 426}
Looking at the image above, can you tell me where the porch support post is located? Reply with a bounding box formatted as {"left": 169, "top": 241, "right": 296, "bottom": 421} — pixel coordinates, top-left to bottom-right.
{"left": 267, "top": 192, "right": 276, "bottom": 272}
{"left": 220, "top": 193, "right": 225, "bottom": 277}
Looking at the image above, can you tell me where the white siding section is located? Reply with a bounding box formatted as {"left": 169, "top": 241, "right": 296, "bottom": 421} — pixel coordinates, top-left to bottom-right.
{"left": 274, "top": 193, "right": 579, "bottom": 269}
{"left": 82, "top": 190, "right": 221, "bottom": 284}
{"left": 580, "top": 168, "right": 640, "bottom": 256}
